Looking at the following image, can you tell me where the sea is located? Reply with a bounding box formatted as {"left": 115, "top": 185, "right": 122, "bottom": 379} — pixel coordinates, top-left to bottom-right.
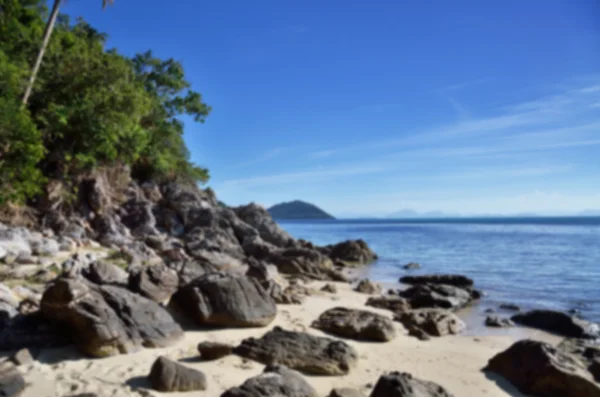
{"left": 279, "top": 217, "right": 600, "bottom": 328}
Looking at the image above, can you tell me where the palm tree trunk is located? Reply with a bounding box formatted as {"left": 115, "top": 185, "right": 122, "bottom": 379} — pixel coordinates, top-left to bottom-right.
{"left": 22, "top": 0, "right": 62, "bottom": 106}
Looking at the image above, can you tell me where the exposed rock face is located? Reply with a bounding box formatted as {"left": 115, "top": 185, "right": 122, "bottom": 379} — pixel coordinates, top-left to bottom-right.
{"left": 485, "top": 316, "right": 514, "bottom": 328}
{"left": 41, "top": 279, "right": 183, "bottom": 357}
{"left": 245, "top": 259, "right": 303, "bottom": 304}
{"left": 221, "top": 365, "right": 318, "bottom": 397}
{"left": 394, "top": 309, "right": 465, "bottom": 339}
{"left": 366, "top": 296, "right": 411, "bottom": 314}
{"left": 370, "top": 371, "right": 454, "bottom": 397}
{"left": 197, "top": 341, "right": 233, "bottom": 360}
{"left": 129, "top": 263, "right": 179, "bottom": 303}
{"left": 512, "top": 310, "right": 599, "bottom": 338}
{"left": 396, "top": 283, "right": 480, "bottom": 311}
{"left": 171, "top": 273, "right": 277, "bottom": 328}
{"left": 312, "top": 307, "right": 396, "bottom": 342}
{"left": 399, "top": 274, "right": 473, "bottom": 288}
{"left": 234, "top": 203, "right": 294, "bottom": 248}
{"left": 167, "top": 259, "right": 216, "bottom": 287}
{"left": 82, "top": 261, "right": 128, "bottom": 286}
{"left": 326, "top": 240, "right": 377, "bottom": 265}
{"left": 233, "top": 327, "right": 358, "bottom": 375}
{"left": 268, "top": 248, "right": 336, "bottom": 280}
{"left": 149, "top": 356, "right": 207, "bottom": 392}
{"left": 355, "top": 279, "right": 381, "bottom": 295}
{"left": 486, "top": 339, "right": 600, "bottom": 397}
{"left": 30, "top": 237, "right": 59, "bottom": 256}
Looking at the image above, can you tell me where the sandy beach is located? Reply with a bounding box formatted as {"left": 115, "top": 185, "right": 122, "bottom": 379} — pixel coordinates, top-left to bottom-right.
{"left": 15, "top": 280, "right": 559, "bottom": 397}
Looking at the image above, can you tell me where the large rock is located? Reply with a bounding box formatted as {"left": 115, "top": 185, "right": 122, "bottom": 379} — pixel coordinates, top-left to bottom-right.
{"left": 148, "top": 356, "right": 207, "bottom": 392}
{"left": 82, "top": 261, "right": 128, "bottom": 286}
{"left": 312, "top": 307, "right": 396, "bottom": 342}
{"left": 197, "top": 341, "right": 233, "bottom": 360}
{"left": 268, "top": 248, "right": 337, "bottom": 280}
{"left": 325, "top": 240, "right": 377, "bottom": 265}
{"left": 129, "top": 263, "right": 179, "bottom": 304}
{"left": 233, "top": 326, "right": 358, "bottom": 375}
{"left": 184, "top": 227, "right": 245, "bottom": 268}
{"left": 397, "top": 283, "right": 479, "bottom": 311}
{"left": 30, "top": 237, "right": 59, "bottom": 256}
{"left": 486, "top": 339, "right": 600, "bottom": 397}
{"left": 0, "top": 361, "right": 26, "bottom": 397}
{"left": 366, "top": 296, "right": 411, "bottom": 313}
{"left": 355, "top": 279, "right": 381, "bottom": 295}
{"left": 221, "top": 365, "right": 317, "bottom": 397}
{"left": 171, "top": 272, "right": 277, "bottom": 327}
{"left": 0, "top": 226, "right": 31, "bottom": 257}
{"left": 394, "top": 309, "right": 465, "bottom": 339}
{"left": 370, "top": 371, "right": 454, "bottom": 397}
{"left": 399, "top": 274, "right": 473, "bottom": 288}
{"left": 41, "top": 279, "right": 183, "bottom": 357}
{"left": 485, "top": 316, "right": 514, "bottom": 328}
{"left": 512, "top": 310, "right": 599, "bottom": 338}
{"left": 167, "top": 259, "right": 216, "bottom": 287}
{"left": 233, "top": 203, "right": 294, "bottom": 248}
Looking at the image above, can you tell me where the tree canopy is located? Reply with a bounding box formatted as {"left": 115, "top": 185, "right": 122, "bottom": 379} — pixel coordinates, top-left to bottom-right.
{"left": 0, "top": 0, "right": 211, "bottom": 204}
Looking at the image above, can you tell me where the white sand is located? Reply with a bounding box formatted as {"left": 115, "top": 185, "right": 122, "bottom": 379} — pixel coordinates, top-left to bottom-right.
{"left": 17, "top": 281, "right": 559, "bottom": 397}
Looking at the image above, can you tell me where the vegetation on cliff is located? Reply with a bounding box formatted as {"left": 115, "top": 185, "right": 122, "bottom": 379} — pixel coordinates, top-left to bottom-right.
{"left": 0, "top": 0, "right": 210, "bottom": 205}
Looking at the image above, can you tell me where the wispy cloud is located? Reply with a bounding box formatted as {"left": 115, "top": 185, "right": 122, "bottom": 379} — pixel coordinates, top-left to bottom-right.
{"left": 309, "top": 149, "right": 336, "bottom": 159}
{"left": 229, "top": 147, "right": 287, "bottom": 169}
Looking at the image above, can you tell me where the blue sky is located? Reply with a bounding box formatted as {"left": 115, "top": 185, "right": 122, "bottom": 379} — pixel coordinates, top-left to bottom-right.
{"left": 62, "top": 0, "right": 600, "bottom": 216}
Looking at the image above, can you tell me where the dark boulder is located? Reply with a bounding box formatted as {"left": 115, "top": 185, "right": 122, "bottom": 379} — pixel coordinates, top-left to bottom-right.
{"left": 512, "top": 310, "right": 599, "bottom": 338}
{"left": 485, "top": 316, "right": 514, "bottom": 328}
{"left": 233, "top": 326, "right": 358, "bottom": 375}
{"left": 148, "top": 356, "right": 207, "bottom": 392}
{"left": 197, "top": 341, "right": 233, "bottom": 360}
{"left": 171, "top": 273, "right": 277, "bottom": 327}
{"left": 221, "top": 364, "right": 317, "bottom": 397}
{"left": 41, "top": 279, "right": 183, "bottom": 357}
{"left": 312, "top": 307, "right": 396, "bottom": 342}
{"left": 369, "top": 371, "right": 454, "bottom": 397}
{"left": 486, "top": 339, "right": 600, "bottom": 397}
{"left": 167, "top": 259, "right": 216, "bottom": 287}
{"left": 326, "top": 240, "right": 377, "bottom": 265}
{"left": 366, "top": 296, "right": 411, "bottom": 313}
{"left": 355, "top": 279, "right": 381, "bottom": 295}
{"left": 0, "top": 311, "right": 69, "bottom": 351}
{"left": 394, "top": 309, "right": 465, "bottom": 339}
{"left": 397, "top": 284, "right": 479, "bottom": 311}
{"left": 268, "top": 248, "right": 336, "bottom": 280}
{"left": 233, "top": 203, "right": 294, "bottom": 248}
{"left": 129, "top": 263, "right": 179, "bottom": 304}
{"left": 328, "top": 388, "right": 365, "bottom": 397}
{"left": 399, "top": 274, "right": 473, "bottom": 288}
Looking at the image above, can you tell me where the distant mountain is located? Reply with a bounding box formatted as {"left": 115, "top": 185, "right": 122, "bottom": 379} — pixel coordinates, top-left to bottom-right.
{"left": 268, "top": 200, "right": 335, "bottom": 220}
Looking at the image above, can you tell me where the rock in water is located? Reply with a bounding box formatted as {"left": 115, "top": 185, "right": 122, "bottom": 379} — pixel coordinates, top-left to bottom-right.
{"left": 326, "top": 240, "right": 377, "bottom": 265}
{"left": 171, "top": 273, "right": 277, "bottom": 327}
{"left": 369, "top": 371, "right": 454, "bottom": 397}
{"left": 486, "top": 339, "right": 600, "bottom": 397}
{"left": 485, "top": 316, "right": 514, "bottom": 328}
{"left": 221, "top": 365, "right": 318, "bottom": 397}
{"left": 397, "top": 284, "right": 479, "bottom": 311}
{"left": 129, "top": 263, "right": 179, "bottom": 304}
{"left": 402, "top": 262, "right": 421, "bottom": 270}
{"left": 197, "top": 341, "right": 233, "bottom": 360}
{"left": 0, "top": 361, "right": 26, "bottom": 397}
{"left": 512, "top": 310, "right": 599, "bottom": 338}
{"left": 312, "top": 307, "right": 396, "bottom": 342}
{"left": 499, "top": 303, "right": 520, "bottom": 312}
{"left": 233, "top": 327, "right": 358, "bottom": 375}
{"left": 149, "top": 356, "right": 207, "bottom": 392}
{"left": 395, "top": 309, "right": 465, "bottom": 339}
{"left": 399, "top": 274, "right": 473, "bottom": 288}
{"left": 355, "top": 279, "right": 381, "bottom": 295}
{"left": 41, "top": 279, "right": 183, "bottom": 357}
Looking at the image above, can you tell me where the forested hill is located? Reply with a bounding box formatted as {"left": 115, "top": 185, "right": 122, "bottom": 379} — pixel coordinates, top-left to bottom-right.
{"left": 268, "top": 201, "right": 335, "bottom": 220}
{"left": 0, "top": 0, "right": 210, "bottom": 207}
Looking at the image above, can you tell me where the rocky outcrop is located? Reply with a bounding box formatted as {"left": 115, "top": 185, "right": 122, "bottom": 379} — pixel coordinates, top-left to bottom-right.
{"left": 268, "top": 248, "right": 336, "bottom": 280}
{"left": 234, "top": 203, "right": 294, "bottom": 247}
{"left": 512, "top": 310, "right": 599, "bottom": 338}
{"left": 396, "top": 283, "right": 480, "bottom": 311}
{"left": 312, "top": 307, "right": 396, "bottom": 342}
{"left": 171, "top": 272, "right": 277, "bottom": 328}
{"left": 399, "top": 274, "right": 473, "bottom": 288}
{"left": 370, "top": 371, "right": 454, "bottom": 397}
{"left": 355, "top": 279, "right": 381, "bottom": 295}
{"left": 148, "top": 356, "right": 207, "bottom": 392}
{"left": 325, "top": 240, "right": 377, "bottom": 265}
{"left": 221, "top": 365, "right": 317, "bottom": 397}
{"left": 41, "top": 278, "right": 183, "bottom": 357}
{"left": 366, "top": 296, "right": 411, "bottom": 313}
{"left": 486, "top": 339, "right": 600, "bottom": 397}
{"left": 233, "top": 327, "right": 358, "bottom": 375}
{"left": 128, "top": 263, "right": 178, "bottom": 303}
{"left": 197, "top": 341, "right": 233, "bottom": 360}
{"left": 485, "top": 316, "right": 514, "bottom": 328}
{"left": 394, "top": 309, "right": 465, "bottom": 339}
{"left": 82, "top": 261, "right": 128, "bottom": 286}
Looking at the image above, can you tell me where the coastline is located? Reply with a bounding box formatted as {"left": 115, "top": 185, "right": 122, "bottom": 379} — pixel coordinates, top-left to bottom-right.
{"left": 15, "top": 280, "right": 560, "bottom": 397}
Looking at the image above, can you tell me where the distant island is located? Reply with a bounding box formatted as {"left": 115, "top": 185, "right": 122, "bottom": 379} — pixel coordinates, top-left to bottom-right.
{"left": 268, "top": 200, "right": 335, "bottom": 220}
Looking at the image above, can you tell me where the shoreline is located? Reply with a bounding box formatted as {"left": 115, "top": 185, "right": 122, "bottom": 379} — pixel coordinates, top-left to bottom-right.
{"left": 13, "top": 280, "right": 560, "bottom": 397}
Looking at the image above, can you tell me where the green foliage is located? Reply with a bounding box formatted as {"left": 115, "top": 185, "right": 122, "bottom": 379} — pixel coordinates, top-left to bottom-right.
{"left": 0, "top": 0, "right": 210, "bottom": 204}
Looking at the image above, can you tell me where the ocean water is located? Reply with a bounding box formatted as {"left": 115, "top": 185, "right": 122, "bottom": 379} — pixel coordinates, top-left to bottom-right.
{"left": 279, "top": 217, "right": 600, "bottom": 324}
